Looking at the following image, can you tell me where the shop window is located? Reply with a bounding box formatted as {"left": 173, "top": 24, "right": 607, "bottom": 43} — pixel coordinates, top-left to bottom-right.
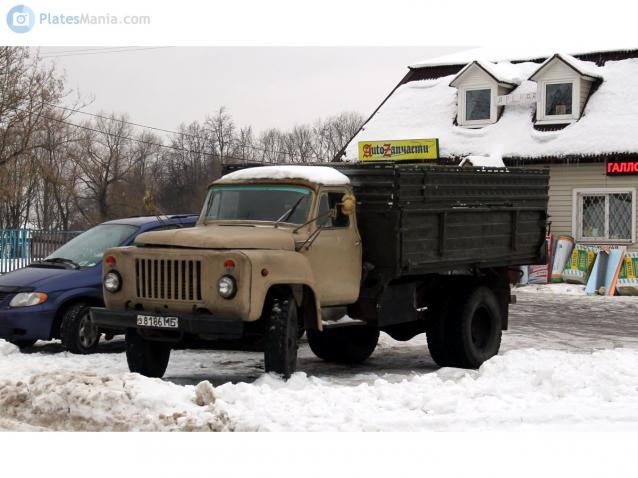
{"left": 317, "top": 192, "right": 349, "bottom": 228}
{"left": 574, "top": 189, "right": 636, "bottom": 243}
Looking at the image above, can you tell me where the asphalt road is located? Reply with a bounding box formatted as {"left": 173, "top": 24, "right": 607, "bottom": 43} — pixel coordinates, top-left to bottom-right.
{"left": 17, "top": 291, "right": 638, "bottom": 387}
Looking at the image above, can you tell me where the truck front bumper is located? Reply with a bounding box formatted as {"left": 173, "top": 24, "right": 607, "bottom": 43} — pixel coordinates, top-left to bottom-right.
{"left": 90, "top": 307, "right": 244, "bottom": 341}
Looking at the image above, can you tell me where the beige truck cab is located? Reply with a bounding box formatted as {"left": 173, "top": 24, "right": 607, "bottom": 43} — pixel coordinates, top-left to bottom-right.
{"left": 92, "top": 166, "right": 367, "bottom": 377}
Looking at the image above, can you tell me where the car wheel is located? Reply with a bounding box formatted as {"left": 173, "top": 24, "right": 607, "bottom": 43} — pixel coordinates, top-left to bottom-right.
{"left": 60, "top": 303, "right": 101, "bottom": 354}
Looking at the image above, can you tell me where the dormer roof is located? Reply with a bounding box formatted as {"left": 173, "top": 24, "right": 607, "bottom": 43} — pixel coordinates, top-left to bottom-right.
{"left": 529, "top": 53, "right": 603, "bottom": 82}
{"left": 449, "top": 60, "right": 521, "bottom": 88}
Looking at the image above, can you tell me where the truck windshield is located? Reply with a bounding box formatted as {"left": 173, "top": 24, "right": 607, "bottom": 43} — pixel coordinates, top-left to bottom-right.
{"left": 45, "top": 224, "right": 138, "bottom": 268}
{"left": 202, "top": 185, "right": 312, "bottom": 224}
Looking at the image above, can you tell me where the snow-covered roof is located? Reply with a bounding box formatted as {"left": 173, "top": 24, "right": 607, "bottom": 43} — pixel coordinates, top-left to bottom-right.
{"left": 344, "top": 58, "right": 638, "bottom": 161}
{"left": 529, "top": 53, "right": 603, "bottom": 81}
{"left": 450, "top": 61, "right": 523, "bottom": 87}
{"left": 410, "top": 46, "right": 637, "bottom": 68}
{"left": 219, "top": 165, "right": 350, "bottom": 185}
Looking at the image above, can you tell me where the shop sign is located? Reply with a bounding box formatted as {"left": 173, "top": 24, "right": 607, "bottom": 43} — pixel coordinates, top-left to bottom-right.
{"left": 606, "top": 158, "right": 638, "bottom": 176}
{"left": 358, "top": 139, "right": 439, "bottom": 162}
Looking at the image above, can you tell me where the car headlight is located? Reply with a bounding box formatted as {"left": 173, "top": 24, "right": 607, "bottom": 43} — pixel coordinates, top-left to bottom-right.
{"left": 104, "top": 271, "right": 122, "bottom": 293}
{"left": 218, "top": 275, "right": 236, "bottom": 299}
{"left": 9, "top": 292, "right": 48, "bottom": 308}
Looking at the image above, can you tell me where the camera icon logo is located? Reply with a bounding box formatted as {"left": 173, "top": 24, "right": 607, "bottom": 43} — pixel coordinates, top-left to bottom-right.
{"left": 6, "top": 5, "right": 35, "bottom": 33}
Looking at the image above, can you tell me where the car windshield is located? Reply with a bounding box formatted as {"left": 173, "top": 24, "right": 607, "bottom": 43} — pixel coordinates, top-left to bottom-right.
{"left": 201, "top": 185, "right": 312, "bottom": 224}
{"left": 45, "top": 224, "right": 138, "bottom": 268}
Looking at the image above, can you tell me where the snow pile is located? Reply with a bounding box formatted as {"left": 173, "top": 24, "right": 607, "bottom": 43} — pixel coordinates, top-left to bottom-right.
{"left": 0, "top": 368, "right": 228, "bottom": 431}
{"left": 212, "top": 348, "right": 638, "bottom": 431}
{"left": 516, "top": 283, "right": 587, "bottom": 295}
{"left": 0, "top": 340, "right": 19, "bottom": 356}
{"left": 344, "top": 58, "right": 638, "bottom": 160}
{"left": 220, "top": 165, "right": 350, "bottom": 185}
{"left": 460, "top": 155, "right": 506, "bottom": 168}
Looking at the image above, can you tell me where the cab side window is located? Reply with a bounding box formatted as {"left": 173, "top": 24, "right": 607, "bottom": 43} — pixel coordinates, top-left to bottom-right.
{"left": 317, "top": 192, "right": 349, "bottom": 228}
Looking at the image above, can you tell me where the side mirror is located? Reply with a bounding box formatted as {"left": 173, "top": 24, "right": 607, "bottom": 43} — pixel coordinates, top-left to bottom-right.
{"left": 340, "top": 194, "right": 356, "bottom": 216}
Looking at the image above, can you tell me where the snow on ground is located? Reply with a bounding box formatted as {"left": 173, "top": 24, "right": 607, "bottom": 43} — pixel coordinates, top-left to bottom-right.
{"left": 516, "top": 282, "right": 587, "bottom": 295}
{"left": 1, "top": 293, "right": 638, "bottom": 431}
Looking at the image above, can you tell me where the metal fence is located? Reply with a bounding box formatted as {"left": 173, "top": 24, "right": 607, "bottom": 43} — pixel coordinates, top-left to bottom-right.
{"left": 0, "top": 229, "right": 82, "bottom": 274}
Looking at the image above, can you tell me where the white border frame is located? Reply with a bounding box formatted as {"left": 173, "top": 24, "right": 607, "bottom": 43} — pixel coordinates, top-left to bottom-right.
{"left": 572, "top": 187, "right": 636, "bottom": 244}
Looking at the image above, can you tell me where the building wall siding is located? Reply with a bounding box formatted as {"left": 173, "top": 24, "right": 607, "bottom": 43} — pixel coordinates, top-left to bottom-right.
{"left": 580, "top": 79, "right": 593, "bottom": 112}
{"left": 544, "top": 162, "right": 638, "bottom": 251}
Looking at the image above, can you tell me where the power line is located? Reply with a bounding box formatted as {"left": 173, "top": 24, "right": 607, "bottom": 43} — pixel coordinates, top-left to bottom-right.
{"left": 42, "top": 101, "right": 313, "bottom": 162}
{"left": 40, "top": 46, "right": 173, "bottom": 59}
{"left": 12, "top": 105, "right": 265, "bottom": 164}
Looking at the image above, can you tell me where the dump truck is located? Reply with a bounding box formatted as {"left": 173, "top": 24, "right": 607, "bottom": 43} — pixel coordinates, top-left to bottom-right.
{"left": 91, "top": 162, "right": 549, "bottom": 378}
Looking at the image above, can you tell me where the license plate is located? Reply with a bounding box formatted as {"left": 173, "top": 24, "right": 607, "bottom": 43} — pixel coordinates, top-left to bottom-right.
{"left": 136, "top": 314, "right": 179, "bottom": 329}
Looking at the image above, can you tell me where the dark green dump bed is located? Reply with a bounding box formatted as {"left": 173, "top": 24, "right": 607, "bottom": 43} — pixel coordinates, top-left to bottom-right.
{"left": 332, "top": 162, "right": 549, "bottom": 280}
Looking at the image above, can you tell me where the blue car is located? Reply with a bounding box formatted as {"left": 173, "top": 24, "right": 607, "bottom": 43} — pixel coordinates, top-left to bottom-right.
{"left": 0, "top": 215, "right": 197, "bottom": 353}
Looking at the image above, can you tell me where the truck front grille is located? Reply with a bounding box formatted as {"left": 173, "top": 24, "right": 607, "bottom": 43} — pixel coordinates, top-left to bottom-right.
{"left": 135, "top": 258, "right": 202, "bottom": 301}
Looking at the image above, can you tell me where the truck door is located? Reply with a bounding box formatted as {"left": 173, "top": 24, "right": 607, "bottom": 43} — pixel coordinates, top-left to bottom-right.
{"left": 302, "top": 189, "right": 362, "bottom": 306}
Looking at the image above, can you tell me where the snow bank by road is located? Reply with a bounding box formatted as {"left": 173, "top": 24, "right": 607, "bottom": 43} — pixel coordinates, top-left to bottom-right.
{"left": 213, "top": 348, "right": 638, "bottom": 431}
{"left": 2, "top": 338, "right": 637, "bottom": 431}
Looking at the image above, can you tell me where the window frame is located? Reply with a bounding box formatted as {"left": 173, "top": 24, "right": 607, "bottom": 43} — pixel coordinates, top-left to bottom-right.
{"left": 458, "top": 84, "right": 497, "bottom": 128}
{"left": 315, "top": 189, "right": 351, "bottom": 230}
{"left": 537, "top": 77, "right": 580, "bottom": 124}
{"left": 572, "top": 188, "right": 636, "bottom": 244}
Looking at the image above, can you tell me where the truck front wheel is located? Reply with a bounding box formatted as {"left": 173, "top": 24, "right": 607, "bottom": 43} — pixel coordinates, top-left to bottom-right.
{"left": 429, "top": 287, "right": 502, "bottom": 369}
{"left": 263, "top": 292, "right": 299, "bottom": 378}
{"left": 125, "top": 329, "right": 171, "bottom": 378}
{"left": 307, "top": 326, "right": 379, "bottom": 364}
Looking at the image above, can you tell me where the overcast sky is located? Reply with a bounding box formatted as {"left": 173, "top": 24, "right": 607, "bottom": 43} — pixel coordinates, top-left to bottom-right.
{"left": 40, "top": 47, "right": 464, "bottom": 135}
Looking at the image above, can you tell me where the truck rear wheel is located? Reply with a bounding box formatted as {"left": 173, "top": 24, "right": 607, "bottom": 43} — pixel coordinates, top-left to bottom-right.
{"left": 307, "top": 326, "right": 379, "bottom": 364}
{"left": 264, "top": 293, "right": 299, "bottom": 378}
{"left": 430, "top": 287, "right": 502, "bottom": 369}
{"left": 125, "top": 329, "right": 171, "bottom": 378}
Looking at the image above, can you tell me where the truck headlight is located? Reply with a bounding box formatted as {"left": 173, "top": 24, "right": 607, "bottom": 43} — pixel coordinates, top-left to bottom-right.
{"left": 218, "top": 275, "right": 236, "bottom": 299}
{"left": 104, "top": 271, "right": 122, "bottom": 293}
{"left": 9, "top": 292, "right": 48, "bottom": 308}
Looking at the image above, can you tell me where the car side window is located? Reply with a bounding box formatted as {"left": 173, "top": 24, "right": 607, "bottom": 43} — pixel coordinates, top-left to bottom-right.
{"left": 317, "top": 192, "right": 349, "bottom": 228}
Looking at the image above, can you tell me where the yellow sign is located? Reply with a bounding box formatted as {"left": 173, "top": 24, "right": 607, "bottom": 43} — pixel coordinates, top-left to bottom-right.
{"left": 358, "top": 138, "right": 439, "bottom": 162}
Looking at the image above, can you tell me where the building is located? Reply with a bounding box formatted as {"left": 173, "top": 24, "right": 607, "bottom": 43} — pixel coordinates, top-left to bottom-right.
{"left": 340, "top": 48, "right": 638, "bottom": 251}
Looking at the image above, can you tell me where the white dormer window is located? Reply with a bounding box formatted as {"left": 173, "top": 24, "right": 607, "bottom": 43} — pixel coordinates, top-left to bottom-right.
{"left": 462, "top": 87, "right": 496, "bottom": 124}
{"left": 450, "top": 61, "right": 520, "bottom": 128}
{"left": 529, "top": 54, "right": 603, "bottom": 125}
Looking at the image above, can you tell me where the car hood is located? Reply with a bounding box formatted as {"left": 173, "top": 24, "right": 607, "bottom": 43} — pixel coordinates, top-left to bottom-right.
{"left": 134, "top": 224, "right": 296, "bottom": 251}
{"left": 0, "top": 266, "right": 97, "bottom": 291}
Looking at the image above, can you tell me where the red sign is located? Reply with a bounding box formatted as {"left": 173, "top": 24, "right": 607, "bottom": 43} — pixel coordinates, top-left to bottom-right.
{"left": 606, "top": 159, "right": 638, "bottom": 176}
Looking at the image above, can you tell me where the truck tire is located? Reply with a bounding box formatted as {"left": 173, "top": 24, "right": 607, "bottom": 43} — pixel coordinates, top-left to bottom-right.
{"left": 445, "top": 287, "right": 503, "bottom": 369}
{"left": 307, "top": 326, "right": 379, "bottom": 364}
{"left": 125, "top": 329, "right": 171, "bottom": 378}
{"left": 60, "top": 302, "right": 100, "bottom": 354}
{"left": 264, "top": 293, "right": 299, "bottom": 378}
{"left": 425, "top": 297, "right": 453, "bottom": 367}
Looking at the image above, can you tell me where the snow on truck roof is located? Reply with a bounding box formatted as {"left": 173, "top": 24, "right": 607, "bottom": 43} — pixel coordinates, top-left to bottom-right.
{"left": 219, "top": 165, "right": 350, "bottom": 185}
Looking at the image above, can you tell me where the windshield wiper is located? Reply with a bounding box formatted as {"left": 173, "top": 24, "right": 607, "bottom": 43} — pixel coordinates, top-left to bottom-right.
{"left": 274, "top": 195, "right": 306, "bottom": 228}
{"left": 42, "top": 257, "right": 81, "bottom": 270}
